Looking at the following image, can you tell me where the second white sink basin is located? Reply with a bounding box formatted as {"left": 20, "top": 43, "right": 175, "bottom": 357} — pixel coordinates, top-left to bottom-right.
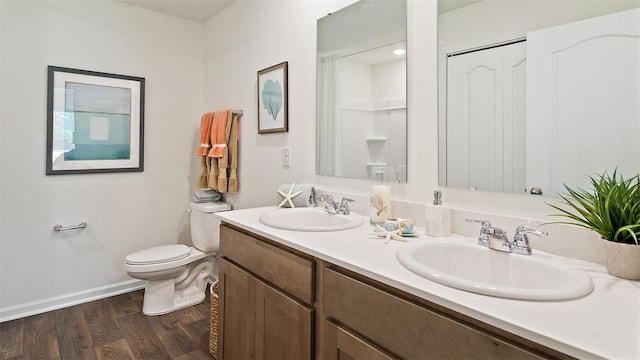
{"left": 259, "top": 207, "right": 364, "bottom": 232}
{"left": 396, "top": 238, "right": 594, "bottom": 301}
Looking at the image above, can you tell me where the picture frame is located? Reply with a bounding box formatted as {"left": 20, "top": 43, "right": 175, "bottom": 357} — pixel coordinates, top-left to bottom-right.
{"left": 46, "top": 66, "right": 145, "bottom": 175}
{"left": 257, "top": 61, "right": 288, "bottom": 134}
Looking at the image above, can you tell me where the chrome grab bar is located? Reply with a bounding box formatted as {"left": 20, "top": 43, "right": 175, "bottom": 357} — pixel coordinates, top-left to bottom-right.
{"left": 53, "top": 222, "right": 87, "bottom": 232}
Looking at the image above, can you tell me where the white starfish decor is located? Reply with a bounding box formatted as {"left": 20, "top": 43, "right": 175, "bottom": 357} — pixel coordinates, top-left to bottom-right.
{"left": 277, "top": 183, "right": 303, "bottom": 208}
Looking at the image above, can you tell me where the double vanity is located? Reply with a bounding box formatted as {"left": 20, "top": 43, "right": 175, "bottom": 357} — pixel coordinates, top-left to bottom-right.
{"left": 214, "top": 206, "right": 639, "bottom": 359}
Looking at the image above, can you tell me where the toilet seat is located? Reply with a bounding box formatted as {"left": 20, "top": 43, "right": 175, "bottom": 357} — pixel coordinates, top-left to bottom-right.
{"left": 125, "top": 244, "right": 191, "bottom": 266}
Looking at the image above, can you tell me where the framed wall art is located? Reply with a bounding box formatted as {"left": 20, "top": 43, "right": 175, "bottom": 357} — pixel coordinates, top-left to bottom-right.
{"left": 257, "top": 61, "right": 288, "bottom": 134}
{"left": 46, "top": 66, "right": 145, "bottom": 175}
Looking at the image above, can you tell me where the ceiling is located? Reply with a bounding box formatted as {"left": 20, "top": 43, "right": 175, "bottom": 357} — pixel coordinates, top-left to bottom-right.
{"left": 115, "top": 0, "right": 235, "bottom": 22}
{"left": 116, "top": 0, "right": 482, "bottom": 23}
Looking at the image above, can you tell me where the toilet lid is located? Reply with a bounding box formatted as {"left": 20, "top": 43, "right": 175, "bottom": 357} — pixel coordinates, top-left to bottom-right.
{"left": 125, "top": 244, "right": 191, "bottom": 265}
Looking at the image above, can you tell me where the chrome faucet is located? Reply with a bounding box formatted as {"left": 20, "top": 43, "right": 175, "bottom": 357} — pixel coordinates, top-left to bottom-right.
{"left": 466, "top": 219, "right": 548, "bottom": 255}
{"left": 318, "top": 194, "right": 354, "bottom": 215}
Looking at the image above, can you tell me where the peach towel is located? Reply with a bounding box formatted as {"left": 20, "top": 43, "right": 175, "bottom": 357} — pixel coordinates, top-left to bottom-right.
{"left": 208, "top": 109, "right": 231, "bottom": 158}
{"left": 196, "top": 112, "right": 214, "bottom": 188}
{"left": 227, "top": 112, "right": 240, "bottom": 193}
{"left": 197, "top": 112, "right": 214, "bottom": 156}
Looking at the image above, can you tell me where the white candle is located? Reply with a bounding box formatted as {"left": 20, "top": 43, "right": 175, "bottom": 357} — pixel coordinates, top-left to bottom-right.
{"left": 370, "top": 184, "right": 391, "bottom": 224}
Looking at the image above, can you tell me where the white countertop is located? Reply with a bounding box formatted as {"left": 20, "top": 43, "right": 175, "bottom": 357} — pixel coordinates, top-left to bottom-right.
{"left": 216, "top": 206, "right": 640, "bottom": 359}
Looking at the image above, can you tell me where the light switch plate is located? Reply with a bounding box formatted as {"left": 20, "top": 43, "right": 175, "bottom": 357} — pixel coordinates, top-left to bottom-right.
{"left": 282, "top": 147, "right": 291, "bottom": 167}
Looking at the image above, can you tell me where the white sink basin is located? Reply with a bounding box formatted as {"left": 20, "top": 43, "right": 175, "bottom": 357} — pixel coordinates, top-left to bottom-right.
{"left": 259, "top": 207, "right": 364, "bottom": 232}
{"left": 396, "top": 239, "right": 594, "bottom": 301}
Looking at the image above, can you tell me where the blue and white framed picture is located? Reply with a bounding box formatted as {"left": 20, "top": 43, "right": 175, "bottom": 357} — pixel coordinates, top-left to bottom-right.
{"left": 257, "top": 61, "right": 288, "bottom": 134}
{"left": 46, "top": 66, "right": 145, "bottom": 175}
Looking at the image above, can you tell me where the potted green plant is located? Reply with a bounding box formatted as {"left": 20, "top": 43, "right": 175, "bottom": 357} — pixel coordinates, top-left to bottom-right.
{"left": 548, "top": 170, "right": 640, "bottom": 280}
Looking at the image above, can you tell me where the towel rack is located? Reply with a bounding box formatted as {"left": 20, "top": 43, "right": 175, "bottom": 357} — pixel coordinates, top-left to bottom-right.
{"left": 232, "top": 110, "right": 243, "bottom": 116}
{"left": 53, "top": 222, "right": 87, "bottom": 232}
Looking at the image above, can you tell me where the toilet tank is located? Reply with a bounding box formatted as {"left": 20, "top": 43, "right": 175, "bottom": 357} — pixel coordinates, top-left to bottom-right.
{"left": 189, "top": 201, "right": 231, "bottom": 252}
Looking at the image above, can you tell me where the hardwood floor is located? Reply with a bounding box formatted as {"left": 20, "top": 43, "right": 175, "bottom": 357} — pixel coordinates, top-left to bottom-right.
{"left": 0, "top": 288, "right": 214, "bottom": 360}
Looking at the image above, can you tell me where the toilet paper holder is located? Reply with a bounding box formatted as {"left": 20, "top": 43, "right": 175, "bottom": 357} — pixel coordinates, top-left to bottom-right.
{"left": 53, "top": 222, "right": 87, "bottom": 232}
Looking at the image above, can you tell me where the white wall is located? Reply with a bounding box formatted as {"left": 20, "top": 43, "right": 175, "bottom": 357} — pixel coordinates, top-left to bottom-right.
{"left": 438, "top": 0, "right": 640, "bottom": 55}
{"left": 341, "top": 58, "right": 373, "bottom": 101}
{"left": 0, "top": 1, "right": 204, "bottom": 320}
{"left": 341, "top": 58, "right": 373, "bottom": 179}
{"left": 338, "top": 58, "right": 408, "bottom": 180}
{"left": 373, "top": 59, "right": 407, "bottom": 181}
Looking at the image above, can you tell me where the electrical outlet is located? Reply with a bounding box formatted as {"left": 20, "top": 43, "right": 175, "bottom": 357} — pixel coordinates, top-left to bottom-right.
{"left": 282, "top": 147, "right": 291, "bottom": 167}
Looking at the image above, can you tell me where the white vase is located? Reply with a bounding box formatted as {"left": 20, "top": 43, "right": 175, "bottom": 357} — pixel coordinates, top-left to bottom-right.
{"left": 601, "top": 240, "right": 640, "bottom": 280}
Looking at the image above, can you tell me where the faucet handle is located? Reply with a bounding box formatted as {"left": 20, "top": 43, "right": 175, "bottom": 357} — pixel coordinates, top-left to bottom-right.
{"left": 515, "top": 225, "right": 548, "bottom": 237}
{"left": 318, "top": 194, "right": 338, "bottom": 213}
{"left": 512, "top": 225, "right": 548, "bottom": 255}
{"left": 465, "top": 219, "right": 491, "bottom": 247}
{"left": 338, "top": 197, "right": 354, "bottom": 215}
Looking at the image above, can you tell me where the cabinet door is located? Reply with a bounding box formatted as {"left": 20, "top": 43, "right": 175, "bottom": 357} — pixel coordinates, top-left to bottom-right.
{"left": 219, "top": 258, "right": 313, "bottom": 360}
{"left": 323, "top": 320, "right": 395, "bottom": 360}
{"left": 218, "top": 258, "right": 254, "bottom": 360}
{"left": 255, "top": 280, "right": 313, "bottom": 359}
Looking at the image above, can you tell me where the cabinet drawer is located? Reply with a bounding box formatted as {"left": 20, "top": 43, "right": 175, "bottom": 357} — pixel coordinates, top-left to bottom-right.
{"left": 323, "top": 267, "right": 544, "bottom": 359}
{"left": 220, "top": 224, "right": 314, "bottom": 304}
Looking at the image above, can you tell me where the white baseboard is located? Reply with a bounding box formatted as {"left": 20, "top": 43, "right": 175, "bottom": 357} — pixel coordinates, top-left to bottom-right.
{"left": 0, "top": 279, "right": 145, "bottom": 323}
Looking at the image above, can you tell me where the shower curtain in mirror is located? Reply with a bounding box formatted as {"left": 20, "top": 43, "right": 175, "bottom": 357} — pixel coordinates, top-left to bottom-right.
{"left": 317, "top": 53, "right": 342, "bottom": 176}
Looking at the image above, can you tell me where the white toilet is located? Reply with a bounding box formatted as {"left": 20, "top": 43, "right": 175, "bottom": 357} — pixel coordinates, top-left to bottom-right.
{"left": 125, "top": 201, "right": 230, "bottom": 315}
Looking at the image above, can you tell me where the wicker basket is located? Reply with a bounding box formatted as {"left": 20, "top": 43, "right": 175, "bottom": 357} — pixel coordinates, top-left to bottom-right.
{"left": 209, "top": 281, "right": 219, "bottom": 359}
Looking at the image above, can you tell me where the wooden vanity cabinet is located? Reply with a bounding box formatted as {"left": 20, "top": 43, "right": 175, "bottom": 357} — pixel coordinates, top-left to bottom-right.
{"left": 218, "top": 224, "right": 570, "bottom": 360}
{"left": 218, "top": 224, "right": 315, "bottom": 360}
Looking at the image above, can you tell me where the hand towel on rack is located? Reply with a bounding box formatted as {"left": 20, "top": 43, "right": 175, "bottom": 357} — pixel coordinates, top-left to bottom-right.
{"left": 227, "top": 112, "right": 241, "bottom": 193}
{"left": 207, "top": 109, "right": 230, "bottom": 189}
{"left": 207, "top": 157, "right": 219, "bottom": 190}
{"left": 218, "top": 110, "right": 235, "bottom": 192}
{"left": 197, "top": 112, "right": 214, "bottom": 156}
{"left": 276, "top": 184, "right": 316, "bottom": 208}
{"left": 197, "top": 112, "right": 214, "bottom": 188}
{"left": 208, "top": 110, "right": 230, "bottom": 158}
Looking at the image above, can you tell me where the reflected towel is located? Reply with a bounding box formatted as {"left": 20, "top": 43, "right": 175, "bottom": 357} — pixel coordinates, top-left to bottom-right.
{"left": 276, "top": 184, "right": 316, "bottom": 208}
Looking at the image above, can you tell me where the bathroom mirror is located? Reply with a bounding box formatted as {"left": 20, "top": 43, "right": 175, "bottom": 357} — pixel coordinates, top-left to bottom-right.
{"left": 316, "top": 0, "right": 407, "bottom": 183}
{"left": 437, "top": 0, "right": 640, "bottom": 196}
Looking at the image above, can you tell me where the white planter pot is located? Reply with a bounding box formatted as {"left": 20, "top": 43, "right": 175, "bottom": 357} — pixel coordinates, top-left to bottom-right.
{"left": 602, "top": 240, "right": 640, "bottom": 280}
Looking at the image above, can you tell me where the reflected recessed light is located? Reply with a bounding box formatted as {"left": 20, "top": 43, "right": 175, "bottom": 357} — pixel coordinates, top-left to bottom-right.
{"left": 393, "top": 48, "right": 406, "bottom": 55}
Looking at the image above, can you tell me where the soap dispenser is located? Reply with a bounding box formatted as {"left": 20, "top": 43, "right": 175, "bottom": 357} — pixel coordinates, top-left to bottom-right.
{"left": 424, "top": 190, "right": 451, "bottom": 237}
